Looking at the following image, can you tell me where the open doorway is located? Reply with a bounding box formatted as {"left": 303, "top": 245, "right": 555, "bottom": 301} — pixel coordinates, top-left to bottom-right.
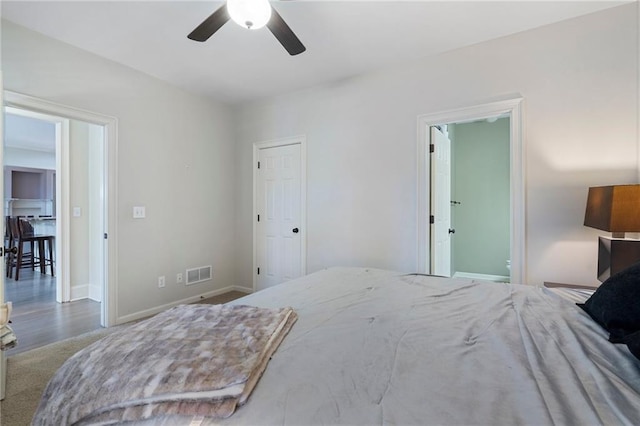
{"left": 430, "top": 118, "right": 510, "bottom": 282}
{"left": 2, "top": 103, "right": 108, "bottom": 354}
{"left": 417, "top": 98, "right": 525, "bottom": 284}
{"left": 4, "top": 109, "right": 62, "bottom": 297}
{"left": 0, "top": 91, "right": 117, "bottom": 349}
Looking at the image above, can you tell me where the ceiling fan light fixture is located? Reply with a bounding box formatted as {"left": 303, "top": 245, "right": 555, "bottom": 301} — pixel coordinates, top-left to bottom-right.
{"left": 227, "top": 0, "right": 272, "bottom": 30}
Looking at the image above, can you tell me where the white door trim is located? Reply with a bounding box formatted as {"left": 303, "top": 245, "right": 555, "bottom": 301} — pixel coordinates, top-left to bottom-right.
{"left": 252, "top": 135, "right": 307, "bottom": 292}
{"left": 4, "top": 90, "right": 119, "bottom": 326}
{"left": 417, "top": 97, "right": 526, "bottom": 284}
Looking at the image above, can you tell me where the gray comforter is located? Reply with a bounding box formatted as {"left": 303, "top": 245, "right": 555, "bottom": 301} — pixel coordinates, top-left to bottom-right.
{"left": 217, "top": 267, "right": 640, "bottom": 425}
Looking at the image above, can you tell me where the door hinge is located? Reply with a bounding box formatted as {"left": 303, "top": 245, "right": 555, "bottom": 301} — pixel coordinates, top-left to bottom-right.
{"left": 104, "top": 233, "right": 108, "bottom": 239}
{"left": 257, "top": 161, "right": 261, "bottom": 169}
{"left": 430, "top": 144, "right": 435, "bottom": 153}
{"left": 257, "top": 267, "right": 260, "bottom": 275}
{"left": 257, "top": 214, "right": 260, "bottom": 222}
{"left": 430, "top": 215, "right": 435, "bottom": 224}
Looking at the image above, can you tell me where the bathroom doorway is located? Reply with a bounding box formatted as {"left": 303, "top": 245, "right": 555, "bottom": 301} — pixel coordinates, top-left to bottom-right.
{"left": 416, "top": 98, "right": 525, "bottom": 284}
{"left": 432, "top": 117, "right": 511, "bottom": 282}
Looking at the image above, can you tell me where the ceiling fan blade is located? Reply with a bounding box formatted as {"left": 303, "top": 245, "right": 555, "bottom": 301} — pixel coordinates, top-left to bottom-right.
{"left": 266, "top": 7, "right": 306, "bottom": 56}
{"left": 188, "top": 4, "right": 230, "bottom": 42}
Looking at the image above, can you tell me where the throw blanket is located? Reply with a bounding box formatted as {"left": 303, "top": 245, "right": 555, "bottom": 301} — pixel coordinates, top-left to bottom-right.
{"left": 32, "top": 304, "right": 297, "bottom": 425}
{"left": 0, "top": 324, "right": 17, "bottom": 350}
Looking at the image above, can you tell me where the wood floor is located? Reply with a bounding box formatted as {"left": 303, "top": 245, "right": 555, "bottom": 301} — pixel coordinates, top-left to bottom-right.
{"left": 4, "top": 270, "right": 101, "bottom": 356}
{"left": 4, "top": 270, "right": 247, "bottom": 356}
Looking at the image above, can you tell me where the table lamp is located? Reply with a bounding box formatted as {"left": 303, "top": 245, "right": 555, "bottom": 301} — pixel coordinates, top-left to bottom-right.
{"left": 584, "top": 184, "right": 640, "bottom": 281}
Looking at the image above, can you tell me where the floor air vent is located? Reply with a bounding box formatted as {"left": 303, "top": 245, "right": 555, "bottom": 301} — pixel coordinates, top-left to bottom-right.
{"left": 186, "top": 265, "right": 212, "bottom": 285}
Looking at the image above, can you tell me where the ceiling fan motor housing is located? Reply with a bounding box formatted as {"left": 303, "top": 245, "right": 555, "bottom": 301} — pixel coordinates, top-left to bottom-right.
{"left": 228, "top": 0, "right": 271, "bottom": 30}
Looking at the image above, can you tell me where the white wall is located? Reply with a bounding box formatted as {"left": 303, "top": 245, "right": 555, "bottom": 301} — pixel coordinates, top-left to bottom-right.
{"left": 2, "top": 20, "right": 237, "bottom": 321}
{"left": 69, "top": 119, "right": 105, "bottom": 301}
{"left": 69, "top": 120, "right": 91, "bottom": 299}
{"left": 2, "top": 3, "right": 637, "bottom": 313}
{"left": 235, "top": 3, "right": 639, "bottom": 287}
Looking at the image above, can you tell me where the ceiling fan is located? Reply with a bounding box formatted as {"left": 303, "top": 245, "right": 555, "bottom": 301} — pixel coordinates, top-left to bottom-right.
{"left": 188, "top": 0, "right": 306, "bottom": 56}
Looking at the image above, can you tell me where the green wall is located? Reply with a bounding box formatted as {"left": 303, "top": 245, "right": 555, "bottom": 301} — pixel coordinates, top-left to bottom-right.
{"left": 449, "top": 118, "right": 510, "bottom": 278}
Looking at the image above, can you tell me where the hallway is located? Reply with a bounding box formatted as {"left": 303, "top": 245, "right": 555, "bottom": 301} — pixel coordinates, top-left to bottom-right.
{"left": 4, "top": 270, "right": 101, "bottom": 356}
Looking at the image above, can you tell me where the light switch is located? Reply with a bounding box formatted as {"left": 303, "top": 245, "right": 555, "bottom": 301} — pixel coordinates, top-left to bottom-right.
{"left": 133, "top": 206, "right": 146, "bottom": 219}
{"left": 73, "top": 207, "right": 81, "bottom": 217}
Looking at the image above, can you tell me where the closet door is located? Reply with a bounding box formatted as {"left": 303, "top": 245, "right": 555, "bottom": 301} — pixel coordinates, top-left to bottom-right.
{"left": 256, "top": 143, "right": 302, "bottom": 291}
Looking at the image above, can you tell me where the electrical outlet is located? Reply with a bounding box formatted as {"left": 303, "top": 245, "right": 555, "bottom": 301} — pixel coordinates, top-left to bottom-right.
{"left": 176, "top": 273, "right": 183, "bottom": 284}
{"left": 133, "top": 206, "right": 146, "bottom": 219}
{"left": 158, "top": 276, "right": 165, "bottom": 288}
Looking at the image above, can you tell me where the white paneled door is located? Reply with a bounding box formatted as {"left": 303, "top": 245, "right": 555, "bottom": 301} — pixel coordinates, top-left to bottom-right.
{"left": 256, "top": 143, "right": 302, "bottom": 291}
{"left": 431, "top": 126, "right": 452, "bottom": 277}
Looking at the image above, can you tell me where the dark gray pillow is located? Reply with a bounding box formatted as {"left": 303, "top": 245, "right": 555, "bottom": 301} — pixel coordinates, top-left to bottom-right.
{"left": 624, "top": 330, "right": 640, "bottom": 361}
{"left": 577, "top": 261, "right": 640, "bottom": 343}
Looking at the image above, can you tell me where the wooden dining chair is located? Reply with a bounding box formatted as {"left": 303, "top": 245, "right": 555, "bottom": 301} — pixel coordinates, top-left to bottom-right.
{"left": 8, "top": 217, "right": 55, "bottom": 280}
{"left": 7, "top": 217, "right": 33, "bottom": 279}
{"left": 5, "top": 217, "right": 15, "bottom": 278}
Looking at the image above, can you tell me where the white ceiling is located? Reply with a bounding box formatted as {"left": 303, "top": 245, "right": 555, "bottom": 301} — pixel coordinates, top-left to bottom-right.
{"left": 1, "top": 1, "right": 629, "bottom": 105}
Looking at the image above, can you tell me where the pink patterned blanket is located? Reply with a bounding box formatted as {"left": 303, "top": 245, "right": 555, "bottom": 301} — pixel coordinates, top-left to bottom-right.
{"left": 33, "top": 304, "right": 297, "bottom": 425}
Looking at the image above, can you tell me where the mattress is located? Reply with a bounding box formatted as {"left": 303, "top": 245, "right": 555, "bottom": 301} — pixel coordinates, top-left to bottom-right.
{"left": 543, "top": 286, "right": 596, "bottom": 304}
{"left": 147, "top": 267, "right": 640, "bottom": 425}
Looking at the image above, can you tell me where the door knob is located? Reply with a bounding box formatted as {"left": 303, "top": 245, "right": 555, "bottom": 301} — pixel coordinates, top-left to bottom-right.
{"left": 292, "top": 228, "right": 299, "bottom": 233}
{"left": 1, "top": 246, "right": 18, "bottom": 256}
{"left": 448, "top": 228, "right": 455, "bottom": 234}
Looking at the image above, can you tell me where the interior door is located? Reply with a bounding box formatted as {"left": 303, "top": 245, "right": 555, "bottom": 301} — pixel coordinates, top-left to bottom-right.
{"left": 256, "top": 143, "right": 302, "bottom": 291}
{"left": 431, "top": 126, "right": 452, "bottom": 277}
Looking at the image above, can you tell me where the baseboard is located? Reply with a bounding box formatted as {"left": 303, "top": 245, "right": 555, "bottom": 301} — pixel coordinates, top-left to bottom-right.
{"left": 70, "top": 284, "right": 103, "bottom": 302}
{"left": 88, "top": 284, "right": 101, "bottom": 302}
{"left": 453, "top": 271, "right": 510, "bottom": 283}
{"left": 232, "top": 285, "right": 253, "bottom": 294}
{"left": 70, "top": 284, "right": 89, "bottom": 301}
{"left": 116, "top": 285, "right": 251, "bottom": 325}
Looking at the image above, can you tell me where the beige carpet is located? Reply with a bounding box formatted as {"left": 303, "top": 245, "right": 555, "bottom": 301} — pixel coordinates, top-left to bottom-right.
{"left": 0, "top": 325, "right": 126, "bottom": 426}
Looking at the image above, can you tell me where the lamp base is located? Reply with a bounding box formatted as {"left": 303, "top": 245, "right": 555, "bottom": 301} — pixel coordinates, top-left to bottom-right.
{"left": 597, "top": 236, "right": 640, "bottom": 281}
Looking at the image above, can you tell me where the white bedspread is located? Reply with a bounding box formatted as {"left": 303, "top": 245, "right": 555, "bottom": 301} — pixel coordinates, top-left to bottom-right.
{"left": 152, "top": 267, "right": 640, "bottom": 425}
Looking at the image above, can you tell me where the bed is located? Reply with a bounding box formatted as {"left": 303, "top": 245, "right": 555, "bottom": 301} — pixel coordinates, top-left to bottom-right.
{"left": 34, "top": 267, "right": 640, "bottom": 425}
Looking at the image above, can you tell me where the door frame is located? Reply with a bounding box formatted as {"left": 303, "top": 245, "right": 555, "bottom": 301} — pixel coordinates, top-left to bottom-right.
{"left": 4, "top": 90, "right": 119, "bottom": 326}
{"left": 416, "top": 97, "right": 525, "bottom": 284}
{"left": 252, "top": 135, "right": 307, "bottom": 292}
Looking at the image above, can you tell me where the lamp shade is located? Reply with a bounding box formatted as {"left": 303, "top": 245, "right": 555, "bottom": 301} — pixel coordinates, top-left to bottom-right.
{"left": 584, "top": 185, "right": 640, "bottom": 233}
